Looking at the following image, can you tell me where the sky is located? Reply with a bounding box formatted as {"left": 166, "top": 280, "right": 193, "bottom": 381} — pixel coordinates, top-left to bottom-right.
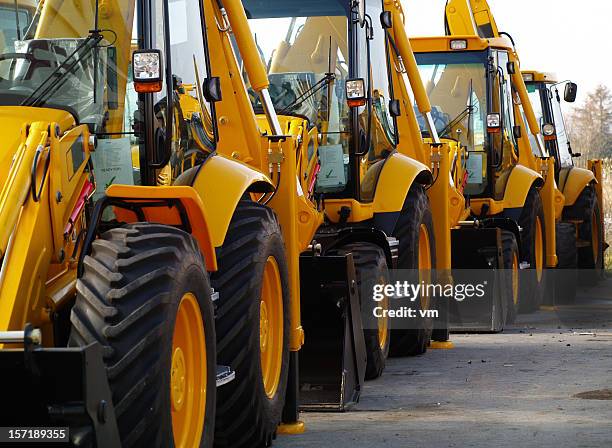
{"left": 401, "top": 0, "right": 612, "bottom": 109}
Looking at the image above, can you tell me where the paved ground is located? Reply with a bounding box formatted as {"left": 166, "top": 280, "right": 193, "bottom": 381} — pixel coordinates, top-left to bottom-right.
{"left": 276, "top": 280, "right": 612, "bottom": 448}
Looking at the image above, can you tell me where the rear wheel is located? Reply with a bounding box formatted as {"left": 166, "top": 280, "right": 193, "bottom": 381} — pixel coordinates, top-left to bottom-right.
{"left": 555, "top": 223, "right": 578, "bottom": 304}
{"left": 69, "top": 223, "right": 216, "bottom": 447}
{"left": 502, "top": 231, "right": 520, "bottom": 325}
{"left": 390, "top": 186, "right": 437, "bottom": 357}
{"left": 565, "top": 187, "right": 604, "bottom": 284}
{"left": 518, "top": 188, "right": 546, "bottom": 313}
{"left": 331, "top": 243, "right": 390, "bottom": 380}
{"left": 212, "top": 200, "right": 290, "bottom": 448}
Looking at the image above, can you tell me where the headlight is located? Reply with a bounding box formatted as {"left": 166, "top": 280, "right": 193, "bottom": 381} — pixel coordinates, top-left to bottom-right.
{"left": 542, "top": 123, "right": 556, "bottom": 136}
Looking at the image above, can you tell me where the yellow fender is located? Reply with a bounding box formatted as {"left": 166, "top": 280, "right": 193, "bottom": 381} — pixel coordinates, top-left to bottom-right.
{"left": 503, "top": 165, "right": 543, "bottom": 209}
{"left": 192, "top": 154, "right": 274, "bottom": 248}
{"left": 107, "top": 155, "right": 274, "bottom": 272}
{"left": 562, "top": 167, "right": 596, "bottom": 207}
{"left": 373, "top": 152, "right": 432, "bottom": 214}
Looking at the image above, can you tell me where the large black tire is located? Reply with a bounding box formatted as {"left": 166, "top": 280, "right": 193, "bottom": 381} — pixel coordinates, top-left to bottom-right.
{"left": 518, "top": 188, "right": 546, "bottom": 313}
{"left": 331, "top": 243, "right": 390, "bottom": 380}
{"left": 502, "top": 231, "right": 520, "bottom": 325}
{"left": 389, "top": 186, "right": 437, "bottom": 357}
{"left": 212, "top": 200, "right": 290, "bottom": 448}
{"left": 69, "top": 223, "right": 216, "bottom": 447}
{"left": 554, "top": 223, "right": 578, "bottom": 304}
{"left": 563, "top": 186, "right": 603, "bottom": 284}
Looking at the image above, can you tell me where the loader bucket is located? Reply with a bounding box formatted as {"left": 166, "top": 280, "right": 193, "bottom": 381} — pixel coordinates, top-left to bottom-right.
{"left": 0, "top": 342, "right": 120, "bottom": 446}
{"left": 298, "top": 254, "right": 367, "bottom": 412}
{"left": 450, "top": 227, "right": 505, "bottom": 332}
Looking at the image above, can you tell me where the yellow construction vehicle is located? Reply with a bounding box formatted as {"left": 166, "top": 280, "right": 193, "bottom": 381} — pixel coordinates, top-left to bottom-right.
{"left": 522, "top": 70, "right": 606, "bottom": 301}
{"left": 239, "top": 0, "right": 440, "bottom": 368}
{"left": 410, "top": 0, "right": 564, "bottom": 320}
{"left": 0, "top": 0, "right": 413, "bottom": 445}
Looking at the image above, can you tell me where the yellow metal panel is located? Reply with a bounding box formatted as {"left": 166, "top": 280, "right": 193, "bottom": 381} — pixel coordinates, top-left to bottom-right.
{"left": 106, "top": 183, "right": 223, "bottom": 271}
{"left": 427, "top": 145, "right": 452, "bottom": 270}
{"left": 541, "top": 158, "right": 561, "bottom": 267}
{"left": 470, "top": 199, "right": 505, "bottom": 216}
{"left": 502, "top": 165, "right": 543, "bottom": 209}
{"left": 324, "top": 200, "right": 374, "bottom": 224}
{"left": 372, "top": 153, "right": 432, "bottom": 214}
{"left": 562, "top": 167, "right": 596, "bottom": 207}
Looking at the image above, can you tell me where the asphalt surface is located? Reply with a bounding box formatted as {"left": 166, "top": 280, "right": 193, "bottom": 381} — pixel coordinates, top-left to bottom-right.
{"left": 275, "top": 280, "right": 612, "bottom": 448}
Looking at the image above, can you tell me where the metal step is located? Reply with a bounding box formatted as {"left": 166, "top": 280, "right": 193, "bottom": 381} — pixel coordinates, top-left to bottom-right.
{"left": 216, "top": 365, "right": 235, "bottom": 387}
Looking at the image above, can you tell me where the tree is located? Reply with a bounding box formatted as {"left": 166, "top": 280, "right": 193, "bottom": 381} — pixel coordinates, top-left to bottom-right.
{"left": 567, "top": 85, "right": 612, "bottom": 159}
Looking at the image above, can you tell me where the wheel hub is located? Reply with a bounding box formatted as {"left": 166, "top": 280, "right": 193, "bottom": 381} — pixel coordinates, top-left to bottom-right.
{"left": 171, "top": 347, "right": 186, "bottom": 412}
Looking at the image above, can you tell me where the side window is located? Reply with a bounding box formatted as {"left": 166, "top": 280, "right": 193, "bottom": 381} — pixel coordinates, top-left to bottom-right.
{"left": 361, "top": 0, "right": 396, "bottom": 202}
{"left": 163, "top": 0, "right": 215, "bottom": 182}
{"left": 550, "top": 85, "right": 573, "bottom": 167}
{"left": 497, "top": 51, "right": 516, "bottom": 148}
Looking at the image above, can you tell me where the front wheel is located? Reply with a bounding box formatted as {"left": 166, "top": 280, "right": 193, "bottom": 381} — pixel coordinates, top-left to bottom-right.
{"left": 390, "top": 186, "right": 437, "bottom": 357}
{"left": 70, "top": 223, "right": 216, "bottom": 447}
{"left": 212, "top": 200, "right": 290, "bottom": 448}
{"left": 518, "top": 188, "right": 546, "bottom": 313}
{"left": 501, "top": 231, "right": 520, "bottom": 325}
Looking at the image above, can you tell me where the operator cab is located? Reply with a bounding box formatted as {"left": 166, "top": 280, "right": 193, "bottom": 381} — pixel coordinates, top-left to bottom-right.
{"left": 0, "top": 0, "right": 217, "bottom": 192}
{"left": 241, "top": 0, "right": 398, "bottom": 202}
{"left": 411, "top": 36, "right": 541, "bottom": 200}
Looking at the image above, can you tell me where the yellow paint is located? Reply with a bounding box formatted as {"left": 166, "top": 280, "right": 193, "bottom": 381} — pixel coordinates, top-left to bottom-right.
{"left": 372, "top": 153, "right": 431, "bottom": 214}
{"left": 277, "top": 421, "right": 306, "bottom": 435}
{"left": 429, "top": 341, "right": 455, "bottom": 349}
{"left": 106, "top": 184, "right": 220, "bottom": 271}
{"left": 324, "top": 200, "right": 374, "bottom": 224}
{"left": 260, "top": 257, "right": 283, "bottom": 399}
{"left": 502, "top": 165, "right": 543, "bottom": 209}
{"left": 171, "top": 293, "right": 207, "bottom": 448}
{"left": 562, "top": 167, "right": 596, "bottom": 207}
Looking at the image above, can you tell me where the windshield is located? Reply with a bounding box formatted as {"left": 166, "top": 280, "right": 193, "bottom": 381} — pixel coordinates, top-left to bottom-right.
{"left": 0, "top": 0, "right": 130, "bottom": 131}
{"left": 415, "top": 52, "right": 487, "bottom": 153}
{"left": 243, "top": 1, "right": 351, "bottom": 193}
{"left": 526, "top": 84, "right": 545, "bottom": 155}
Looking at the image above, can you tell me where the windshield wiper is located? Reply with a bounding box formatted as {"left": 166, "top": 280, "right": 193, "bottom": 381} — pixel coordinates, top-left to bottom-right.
{"left": 439, "top": 79, "right": 474, "bottom": 139}
{"left": 277, "top": 72, "right": 335, "bottom": 116}
{"left": 20, "top": 30, "right": 103, "bottom": 108}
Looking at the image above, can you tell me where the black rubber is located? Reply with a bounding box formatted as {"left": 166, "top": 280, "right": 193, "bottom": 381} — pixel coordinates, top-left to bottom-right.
{"left": 69, "top": 223, "right": 216, "bottom": 447}
{"left": 389, "top": 186, "right": 437, "bottom": 357}
{"left": 518, "top": 188, "right": 546, "bottom": 313}
{"left": 211, "top": 200, "right": 290, "bottom": 448}
{"left": 331, "top": 243, "right": 390, "bottom": 380}
{"left": 554, "top": 223, "right": 578, "bottom": 304}
{"left": 501, "top": 231, "right": 520, "bottom": 325}
{"left": 563, "top": 186, "right": 603, "bottom": 284}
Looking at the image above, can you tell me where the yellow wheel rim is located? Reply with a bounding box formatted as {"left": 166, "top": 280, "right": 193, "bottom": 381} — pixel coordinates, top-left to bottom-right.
{"left": 260, "top": 257, "right": 283, "bottom": 399}
{"left": 592, "top": 210, "right": 600, "bottom": 263}
{"left": 377, "top": 281, "right": 389, "bottom": 350}
{"left": 418, "top": 224, "right": 432, "bottom": 309}
{"left": 535, "top": 217, "right": 544, "bottom": 283}
{"left": 512, "top": 253, "right": 519, "bottom": 306}
{"left": 171, "top": 293, "right": 207, "bottom": 448}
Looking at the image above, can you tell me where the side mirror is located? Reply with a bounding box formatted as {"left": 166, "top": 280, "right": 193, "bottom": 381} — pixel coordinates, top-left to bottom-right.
{"left": 346, "top": 78, "right": 367, "bottom": 107}
{"left": 564, "top": 82, "right": 578, "bottom": 103}
{"left": 389, "top": 99, "right": 401, "bottom": 117}
{"left": 203, "top": 77, "right": 222, "bottom": 102}
{"left": 132, "top": 49, "right": 163, "bottom": 93}
{"left": 380, "top": 11, "right": 393, "bottom": 29}
{"left": 506, "top": 62, "right": 516, "bottom": 75}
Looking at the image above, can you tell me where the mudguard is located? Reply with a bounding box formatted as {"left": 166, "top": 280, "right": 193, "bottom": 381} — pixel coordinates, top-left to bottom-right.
{"left": 503, "top": 165, "right": 544, "bottom": 209}
{"left": 562, "top": 167, "right": 596, "bottom": 207}
{"left": 373, "top": 152, "right": 432, "bottom": 214}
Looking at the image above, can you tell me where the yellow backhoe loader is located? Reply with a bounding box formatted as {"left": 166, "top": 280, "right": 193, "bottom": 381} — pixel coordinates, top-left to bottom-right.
{"left": 0, "top": 0, "right": 413, "bottom": 446}
{"left": 522, "top": 70, "right": 606, "bottom": 302}
{"left": 410, "top": 0, "right": 564, "bottom": 321}
{"left": 239, "top": 0, "right": 445, "bottom": 364}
